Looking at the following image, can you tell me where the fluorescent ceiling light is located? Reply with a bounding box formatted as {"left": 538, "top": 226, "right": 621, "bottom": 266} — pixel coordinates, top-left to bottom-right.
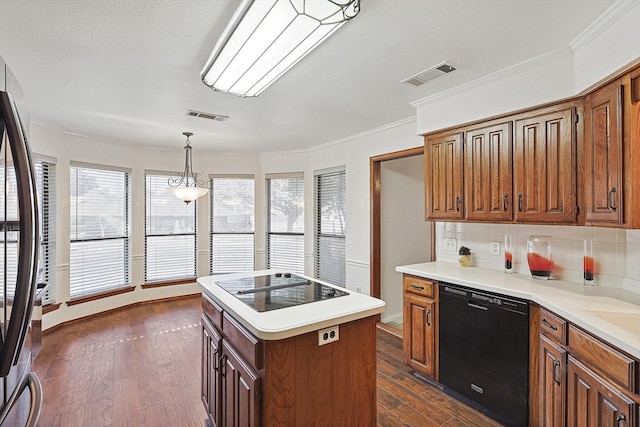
{"left": 201, "top": 0, "right": 360, "bottom": 97}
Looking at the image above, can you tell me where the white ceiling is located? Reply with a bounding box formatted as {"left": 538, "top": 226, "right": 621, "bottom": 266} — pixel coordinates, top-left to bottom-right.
{"left": 0, "top": 0, "right": 617, "bottom": 154}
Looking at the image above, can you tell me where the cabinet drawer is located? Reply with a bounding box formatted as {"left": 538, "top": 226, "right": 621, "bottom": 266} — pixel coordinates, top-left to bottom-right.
{"left": 568, "top": 324, "right": 636, "bottom": 392}
{"left": 539, "top": 308, "right": 567, "bottom": 344}
{"left": 403, "top": 275, "right": 435, "bottom": 298}
{"left": 223, "top": 312, "right": 263, "bottom": 370}
{"left": 203, "top": 295, "right": 223, "bottom": 331}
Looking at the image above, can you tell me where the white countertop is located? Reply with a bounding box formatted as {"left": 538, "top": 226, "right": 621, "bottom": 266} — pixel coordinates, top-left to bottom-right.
{"left": 397, "top": 261, "right": 640, "bottom": 359}
{"left": 197, "top": 270, "right": 385, "bottom": 340}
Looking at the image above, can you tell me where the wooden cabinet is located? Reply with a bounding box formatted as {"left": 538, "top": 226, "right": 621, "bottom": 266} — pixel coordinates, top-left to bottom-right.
{"left": 514, "top": 105, "right": 577, "bottom": 223}
{"left": 201, "top": 293, "right": 378, "bottom": 427}
{"left": 402, "top": 275, "right": 437, "bottom": 379}
{"left": 567, "top": 355, "right": 636, "bottom": 427}
{"left": 464, "top": 121, "right": 512, "bottom": 221}
{"left": 425, "top": 132, "right": 463, "bottom": 220}
{"left": 539, "top": 334, "right": 567, "bottom": 427}
{"left": 584, "top": 78, "right": 625, "bottom": 225}
{"left": 221, "top": 342, "right": 260, "bottom": 427}
{"left": 202, "top": 315, "right": 223, "bottom": 427}
{"left": 534, "top": 306, "right": 638, "bottom": 427}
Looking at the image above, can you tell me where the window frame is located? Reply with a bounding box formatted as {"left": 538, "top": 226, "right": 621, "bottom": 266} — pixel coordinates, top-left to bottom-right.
{"left": 314, "top": 167, "right": 346, "bottom": 286}
{"left": 266, "top": 173, "right": 305, "bottom": 274}
{"left": 144, "top": 170, "right": 198, "bottom": 286}
{"left": 209, "top": 174, "right": 256, "bottom": 274}
{"left": 69, "top": 162, "right": 131, "bottom": 299}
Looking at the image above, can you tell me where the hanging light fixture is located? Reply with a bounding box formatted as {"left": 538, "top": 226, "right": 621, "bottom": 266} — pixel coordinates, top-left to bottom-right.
{"left": 167, "top": 132, "right": 209, "bottom": 204}
{"left": 201, "top": 0, "right": 361, "bottom": 97}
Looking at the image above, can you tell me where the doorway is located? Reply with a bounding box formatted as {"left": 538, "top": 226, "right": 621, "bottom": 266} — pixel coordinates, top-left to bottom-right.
{"left": 370, "top": 147, "right": 434, "bottom": 334}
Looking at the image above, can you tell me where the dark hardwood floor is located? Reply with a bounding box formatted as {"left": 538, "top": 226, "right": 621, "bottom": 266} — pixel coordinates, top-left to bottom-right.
{"left": 35, "top": 296, "right": 501, "bottom": 427}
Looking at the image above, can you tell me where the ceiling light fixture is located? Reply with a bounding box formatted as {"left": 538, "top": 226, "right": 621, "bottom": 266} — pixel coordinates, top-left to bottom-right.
{"left": 167, "top": 132, "right": 209, "bottom": 204}
{"left": 200, "top": 0, "right": 360, "bottom": 97}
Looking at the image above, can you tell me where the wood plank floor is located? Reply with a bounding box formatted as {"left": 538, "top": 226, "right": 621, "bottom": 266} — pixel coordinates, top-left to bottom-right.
{"left": 35, "top": 296, "right": 502, "bottom": 427}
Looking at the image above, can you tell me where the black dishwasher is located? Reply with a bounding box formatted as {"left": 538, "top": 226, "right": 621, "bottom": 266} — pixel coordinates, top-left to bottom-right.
{"left": 439, "top": 282, "right": 529, "bottom": 427}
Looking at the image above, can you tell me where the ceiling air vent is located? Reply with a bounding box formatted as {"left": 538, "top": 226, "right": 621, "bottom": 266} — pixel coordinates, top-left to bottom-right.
{"left": 187, "top": 110, "right": 229, "bottom": 122}
{"left": 401, "top": 61, "right": 457, "bottom": 87}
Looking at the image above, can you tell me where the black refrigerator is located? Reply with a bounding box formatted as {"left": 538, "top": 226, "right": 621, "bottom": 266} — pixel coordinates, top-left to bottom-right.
{"left": 0, "top": 55, "right": 43, "bottom": 426}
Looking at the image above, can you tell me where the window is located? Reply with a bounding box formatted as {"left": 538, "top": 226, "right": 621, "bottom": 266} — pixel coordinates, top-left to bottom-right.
{"left": 266, "top": 174, "right": 304, "bottom": 274}
{"left": 0, "top": 156, "right": 56, "bottom": 303}
{"left": 210, "top": 175, "right": 255, "bottom": 274}
{"left": 36, "top": 159, "right": 56, "bottom": 304}
{"left": 314, "top": 168, "right": 346, "bottom": 286}
{"left": 70, "top": 163, "right": 130, "bottom": 298}
{"left": 145, "top": 172, "right": 196, "bottom": 283}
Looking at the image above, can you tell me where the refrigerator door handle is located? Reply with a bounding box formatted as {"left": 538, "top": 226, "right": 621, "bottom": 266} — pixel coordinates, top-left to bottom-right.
{"left": 0, "top": 90, "right": 40, "bottom": 376}
{"left": 0, "top": 370, "right": 42, "bottom": 427}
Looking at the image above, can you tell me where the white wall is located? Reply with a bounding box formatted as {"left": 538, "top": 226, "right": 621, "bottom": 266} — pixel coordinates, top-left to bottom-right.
{"left": 380, "top": 155, "right": 431, "bottom": 324}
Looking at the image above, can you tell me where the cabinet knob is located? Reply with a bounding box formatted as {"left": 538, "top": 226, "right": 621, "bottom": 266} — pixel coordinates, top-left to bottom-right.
{"left": 552, "top": 360, "right": 561, "bottom": 386}
{"left": 455, "top": 196, "right": 461, "bottom": 212}
{"left": 518, "top": 193, "right": 523, "bottom": 212}
{"left": 503, "top": 193, "right": 508, "bottom": 211}
{"left": 426, "top": 309, "right": 431, "bottom": 326}
{"left": 616, "top": 413, "right": 626, "bottom": 427}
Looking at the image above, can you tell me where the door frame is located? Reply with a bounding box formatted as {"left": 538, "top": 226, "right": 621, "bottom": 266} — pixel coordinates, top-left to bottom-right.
{"left": 370, "top": 146, "right": 435, "bottom": 299}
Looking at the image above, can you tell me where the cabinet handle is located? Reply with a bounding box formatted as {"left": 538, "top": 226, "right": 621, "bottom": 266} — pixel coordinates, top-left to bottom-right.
{"left": 212, "top": 349, "right": 219, "bottom": 370}
{"left": 410, "top": 284, "right": 425, "bottom": 291}
{"left": 503, "top": 193, "right": 508, "bottom": 211}
{"left": 608, "top": 187, "right": 617, "bottom": 212}
{"left": 552, "top": 360, "right": 561, "bottom": 386}
{"left": 542, "top": 318, "right": 558, "bottom": 331}
{"left": 616, "top": 413, "right": 626, "bottom": 427}
{"left": 518, "top": 193, "right": 523, "bottom": 212}
{"left": 456, "top": 196, "right": 461, "bottom": 212}
{"left": 426, "top": 309, "right": 431, "bottom": 326}
{"left": 220, "top": 355, "right": 227, "bottom": 377}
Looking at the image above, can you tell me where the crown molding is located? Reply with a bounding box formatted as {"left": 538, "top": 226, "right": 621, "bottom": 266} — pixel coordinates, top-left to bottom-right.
{"left": 570, "top": 0, "right": 639, "bottom": 53}
{"left": 411, "top": 46, "right": 573, "bottom": 109}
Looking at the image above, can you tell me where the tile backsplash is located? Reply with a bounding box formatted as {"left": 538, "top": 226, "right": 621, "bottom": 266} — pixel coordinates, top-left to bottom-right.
{"left": 435, "top": 222, "right": 640, "bottom": 293}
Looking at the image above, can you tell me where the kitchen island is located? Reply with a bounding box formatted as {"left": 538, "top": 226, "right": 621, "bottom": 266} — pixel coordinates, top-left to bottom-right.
{"left": 197, "top": 270, "right": 385, "bottom": 427}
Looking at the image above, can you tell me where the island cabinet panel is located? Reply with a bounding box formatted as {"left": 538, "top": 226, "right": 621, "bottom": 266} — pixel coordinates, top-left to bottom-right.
{"left": 222, "top": 342, "right": 260, "bottom": 427}
{"left": 584, "top": 79, "right": 625, "bottom": 225}
{"left": 261, "top": 316, "right": 378, "bottom": 427}
{"left": 425, "top": 132, "right": 463, "bottom": 220}
{"left": 514, "top": 105, "right": 577, "bottom": 223}
{"left": 567, "top": 356, "right": 636, "bottom": 427}
{"left": 539, "top": 335, "right": 567, "bottom": 427}
{"left": 464, "top": 121, "right": 512, "bottom": 221}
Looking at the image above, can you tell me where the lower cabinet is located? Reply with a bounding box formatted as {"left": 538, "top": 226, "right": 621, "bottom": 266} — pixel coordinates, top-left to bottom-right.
{"left": 402, "top": 274, "right": 437, "bottom": 379}
{"left": 202, "top": 315, "right": 223, "bottom": 426}
{"left": 539, "top": 335, "right": 567, "bottom": 427}
{"left": 567, "top": 356, "right": 635, "bottom": 427}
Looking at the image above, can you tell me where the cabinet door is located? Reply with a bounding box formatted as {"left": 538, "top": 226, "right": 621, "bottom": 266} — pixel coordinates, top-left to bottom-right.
{"left": 425, "top": 132, "right": 463, "bottom": 220}
{"left": 464, "top": 122, "right": 512, "bottom": 221}
{"left": 584, "top": 80, "right": 624, "bottom": 225}
{"left": 514, "top": 106, "right": 576, "bottom": 223}
{"left": 222, "top": 341, "right": 261, "bottom": 427}
{"left": 567, "top": 356, "right": 636, "bottom": 427}
{"left": 202, "top": 315, "right": 222, "bottom": 427}
{"left": 403, "top": 292, "right": 436, "bottom": 378}
{"left": 539, "top": 335, "right": 567, "bottom": 427}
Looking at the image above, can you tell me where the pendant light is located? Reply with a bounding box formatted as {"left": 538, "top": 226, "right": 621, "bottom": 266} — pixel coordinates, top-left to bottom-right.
{"left": 167, "top": 132, "right": 209, "bottom": 204}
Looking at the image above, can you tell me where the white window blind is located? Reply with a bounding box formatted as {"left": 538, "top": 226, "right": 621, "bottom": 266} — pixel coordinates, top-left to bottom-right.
{"left": 0, "top": 158, "right": 56, "bottom": 303}
{"left": 266, "top": 174, "right": 304, "bottom": 274}
{"left": 210, "top": 176, "right": 255, "bottom": 274}
{"left": 145, "top": 173, "right": 197, "bottom": 282}
{"left": 36, "top": 160, "right": 56, "bottom": 304}
{"left": 0, "top": 159, "right": 18, "bottom": 302}
{"left": 315, "top": 169, "right": 346, "bottom": 286}
{"left": 70, "top": 165, "right": 130, "bottom": 297}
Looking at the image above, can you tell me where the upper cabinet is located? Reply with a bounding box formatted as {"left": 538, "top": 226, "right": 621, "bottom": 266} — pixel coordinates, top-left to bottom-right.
{"left": 514, "top": 104, "right": 577, "bottom": 223}
{"left": 424, "top": 102, "right": 578, "bottom": 224}
{"left": 464, "top": 121, "right": 512, "bottom": 222}
{"left": 425, "top": 132, "right": 463, "bottom": 220}
{"left": 584, "top": 68, "right": 640, "bottom": 228}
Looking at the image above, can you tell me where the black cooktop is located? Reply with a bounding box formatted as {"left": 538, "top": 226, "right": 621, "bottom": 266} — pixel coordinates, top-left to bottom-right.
{"left": 215, "top": 273, "right": 349, "bottom": 312}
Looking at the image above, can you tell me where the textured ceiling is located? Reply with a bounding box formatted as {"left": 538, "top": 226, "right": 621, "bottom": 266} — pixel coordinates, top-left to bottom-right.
{"left": 0, "top": 0, "right": 617, "bottom": 153}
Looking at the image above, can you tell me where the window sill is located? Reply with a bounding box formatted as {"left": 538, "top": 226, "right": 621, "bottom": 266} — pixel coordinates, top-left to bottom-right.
{"left": 66, "top": 286, "right": 135, "bottom": 306}
{"left": 141, "top": 277, "right": 197, "bottom": 289}
{"left": 42, "top": 303, "right": 62, "bottom": 314}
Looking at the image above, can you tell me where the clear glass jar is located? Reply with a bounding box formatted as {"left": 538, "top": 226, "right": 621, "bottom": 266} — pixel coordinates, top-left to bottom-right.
{"left": 527, "top": 236, "right": 554, "bottom": 280}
